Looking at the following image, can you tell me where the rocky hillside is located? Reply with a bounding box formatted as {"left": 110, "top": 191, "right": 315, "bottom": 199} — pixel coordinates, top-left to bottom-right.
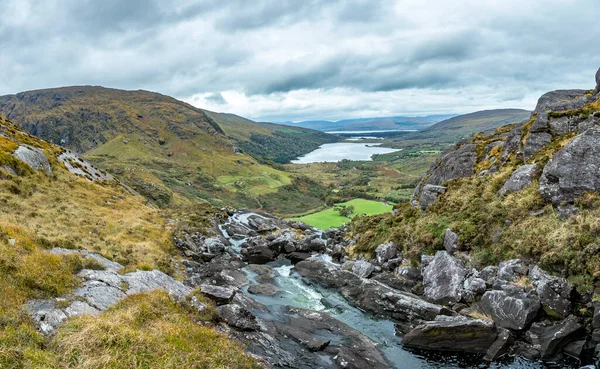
{"left": 0, "top": 86, "right": 330, "bottom": 213}
{"left": 335, "top": 68, "right": 600, "bottom": 363}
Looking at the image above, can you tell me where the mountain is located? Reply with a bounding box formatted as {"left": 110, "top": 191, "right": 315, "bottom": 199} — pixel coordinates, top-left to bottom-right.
{"left": 278, "top": 115, "right": 454, "bottom": 132}
{"left": 0, "top": 86, "right": 331, "bottom": 213}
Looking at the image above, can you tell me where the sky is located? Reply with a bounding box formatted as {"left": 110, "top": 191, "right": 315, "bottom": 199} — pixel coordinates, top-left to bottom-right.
{"left": 0, "top": 0, "right": 598, "bottom": 122}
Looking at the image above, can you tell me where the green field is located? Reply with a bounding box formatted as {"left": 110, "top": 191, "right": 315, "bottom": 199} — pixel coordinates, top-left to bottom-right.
{"left": 294, "top": 199, "right": 393, "bottom": 229}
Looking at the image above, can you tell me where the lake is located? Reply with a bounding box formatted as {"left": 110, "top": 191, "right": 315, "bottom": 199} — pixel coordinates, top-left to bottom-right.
{"left": 291, "top": 142, "right": 400, "bottom": 164}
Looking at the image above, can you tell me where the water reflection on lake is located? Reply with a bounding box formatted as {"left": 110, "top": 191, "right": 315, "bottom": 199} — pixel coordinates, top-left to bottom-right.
{"left": 291, "top": 142, "right": 400, "bottom": 163}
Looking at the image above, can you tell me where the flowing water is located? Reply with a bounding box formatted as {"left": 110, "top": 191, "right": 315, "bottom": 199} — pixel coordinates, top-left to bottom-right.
{"left": 221, "top": 213, "right": 582, "bottom": 369}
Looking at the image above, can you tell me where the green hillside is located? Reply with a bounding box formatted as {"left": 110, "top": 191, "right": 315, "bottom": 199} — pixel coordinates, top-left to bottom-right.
{"left": 0, "top": 87, "right": 329, "bottom": 213}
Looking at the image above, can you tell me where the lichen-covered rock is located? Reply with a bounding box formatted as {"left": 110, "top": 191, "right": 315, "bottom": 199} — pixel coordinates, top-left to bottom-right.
{"left": 375, "top": 242, "right": 397, "bottom": 264}
{"left": 423, "top": 251, "right": 467, "bottom": 305}
{"left": 529, "top": 266, "right": 573, "bottom": 318}
{"left": 496, "top": 259, "right": 528, "bottom": 282}
{"left": 402, "top": 316, "right": 497, "bottom": 354}
{"left": 498, "top": 164, "right": 537, "bottom": 197}
{"left": 199, "top": 284, "right": 237, "bottom": 305}
{"left": 540, "top": 126, "right": 600, "bottom": 204}
{"left": 13, "top": 145, "right": 52, "bottom": 174}
{"left": 481, "top": 290, "right": 540, "bottom": 330}
{"left": 217, "top": 304, "right": 261, "bottom": 331}
{"left": 523, "top": 132, "right": 552, "bottom": 161}
{"left": 425, "top": 144, "right": 477, "bottom": 186}
{"left": 352, "top": 260, "right": 375, "bottom": 278}
{"left": 416, "top": 184, "right": 447, "bottom": 210}
{"left": 443, "top": 229, "right": 459, "bottom": 254}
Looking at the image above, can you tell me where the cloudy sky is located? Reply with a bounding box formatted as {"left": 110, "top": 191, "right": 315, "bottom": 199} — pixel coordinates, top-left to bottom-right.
{"left": 0, "top": 0, "right": 598, "bottom": 122}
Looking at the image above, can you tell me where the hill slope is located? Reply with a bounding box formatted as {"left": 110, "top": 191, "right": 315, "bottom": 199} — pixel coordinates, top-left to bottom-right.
{"left": 0, "top": 86, "right": 329, "bottom": 213}
{"left": 278, "top": 115, "right": 452, "bottom": 132}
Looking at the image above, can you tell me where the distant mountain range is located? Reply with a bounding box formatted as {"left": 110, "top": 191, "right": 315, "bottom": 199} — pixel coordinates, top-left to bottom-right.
{"left": 277, "top": 115, "right": 456, "bottom": 132}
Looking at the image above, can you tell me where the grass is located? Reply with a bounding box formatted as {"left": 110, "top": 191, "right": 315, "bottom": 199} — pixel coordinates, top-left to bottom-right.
{"left": 294, "top": 199, "right": 393, "bottom": 229}
{"left": 52, "top": 291, "right": 260, "bottom": 369}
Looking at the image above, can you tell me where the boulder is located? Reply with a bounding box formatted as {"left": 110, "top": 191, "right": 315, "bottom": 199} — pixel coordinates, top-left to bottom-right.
{"left": 240, "top": 240, "right": 276, "bottom": 264}
{"left": 199, "top": 284, "right": 237, "bottom": 305}
{"left": 402, "top": 316, "right": 497, "bottom": 354}
{"left": 496, "top": 259, "right": 528, "bottom": 282}
{"left": 596, "top": 67, "right": 600, "bottom": 93}
{"left": 540, "top": 126, "right": 600, "bottom": 204}
{"left": 443, "top": 229, "right": 459, "bottom": 254}
{"left": 417, "top": 184, "right": 446, "bottom": 210}
{"left": 533, "top": 90, "right": 589, "bottom": 114}
{"left": 247, "top": 215, "right": 279, "bottom": 232}
{"left": 423, "top": 251, "right": 467, "bottom": 305}
{"left": 296, "top": 235, "right": 326, "bottom": 253}
{"left": 246, "top": 264, "right": 278, "bottom": 283}
{"left": 529, "top": 266, "right": 573, "bottom": 318}
{"left": 247, "top": 283, "right": 282, "bottom": 296}
{"left": 464, "top": 276, "right": 487, "bottom": 296}
{"left": 526, "top": 315, "right": 584, "bottom": 360}
{"left": 12, "top": 145, "right": 52, "bottom": 174}
{"left": 484, "top": 327, "right": 514, "bottom": 361}
{"left": 481, "top": 290, "right": 540, "bottom": 330}
{"left": 217, "top": 304, "right": 260, "bottom": 331}
{"left": 287, "top": 251, "right": 312, "bottom": 264}
{"left": 268, "top": 231, "right": 297, "bottom": 253}
{"left": 523, "top": 132, "right": 552, "bottom": 161}
{"left": 203, "top": 238, "right": 226, "bottom": 254}
{"left": 478, "top": 266, "right": 498, "bottom": 287}
{"left": 352, "top": 260, "right": 375, "bottom": 278}
{"left": 375, "top": 242, "right": 397, "bottom": 264}
{"left": 498, "top": 164, "right": 537, "bottom": 197}
{"left": 394, "top": 265, "right": 421, "bottom": 281}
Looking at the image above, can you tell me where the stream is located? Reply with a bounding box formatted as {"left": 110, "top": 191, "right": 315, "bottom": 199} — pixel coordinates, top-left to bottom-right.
{"left": 219, "top": 212, "right": 580, "bottom": 369}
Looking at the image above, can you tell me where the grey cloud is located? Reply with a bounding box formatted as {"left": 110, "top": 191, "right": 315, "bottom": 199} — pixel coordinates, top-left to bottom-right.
{"left": 205, "top": 92, "right": 227, "bottom": 104}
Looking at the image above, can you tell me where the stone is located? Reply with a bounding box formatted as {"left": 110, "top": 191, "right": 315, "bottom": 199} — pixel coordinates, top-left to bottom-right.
{"left": 523, "top": 132, "right": 552, "bottom": 161}
{"left": 124, "top": 270, "right": 192, "bottom": 298}
{"left": 478, "top": 266, "right": 498, "bottom": 287}
{"left": 563, "top": 339, "right": 585, "bottom": 358}
{"left": 204, "top": 238, "right": 225, "bottom": 254}
{"left": 58, "top": 150, "right": 112, "bottom": 181}
{"left": 533, "top": 89, "right": 589, "bottom": 114}
{"left": 526, "top": 315, "right": 584, "bottom": 360}
{"left": 247, "top": 283, "right": 282, "bottom": 296}
{"left": 394, "top": 266, "right": 421, "bottom": 281}
{"left": 287, "top": 251, "right": 312, "bottom": 264}
{"left": 352, "top": 260, "right": 375, "bottom": 278}
{"left": 423, "top": 251, "right": 467, "bottom": 305}
{"left": 217, "top": 304, "right": 260, "bottom": 331}
{"left": 498, "top": 164, "right": 537, "bottom": 197}
{"left": 464, "top": 277, "right": 487, "bottom": 296}
{"left": 240, "top": 241, "right": 276, "bottom": 264}
{"left": 540, "top": 126, "right": 600, "bottom": 205}
{"left": 26, "top": 300, "right": 68, "bottom": 334}
{"left": 247, "top": 215, "right": 279, "bottom": 232}
{"left": 596, "top": 67, "right": 600, "bottom": 93}
{"left": 483, "top": 327, "right": 514, "bottom": 361}
{"left": 199, "top": 284, "right": 237, "bottom": 305}
{"left": 417, "top": 184, "right": 447, "bottom": 210}
{"left": 12, "top": 145, "right": 52, "bottom": 174}
{"left": 296, "top": 235, "right": 326, "bottom": 253}
{"left": 557, "top": 204, "right": 579, "bottom": 220}
{"left": 529, "top": 265, "right": 573, "bottom": 318}
{"left": 375, "top": 242, "right": 396, "bottom": 264}
{"left": 443, "top": 229, "right": 459, "bottom": 254}
{"left": 481, "top": 290, "right": 540, "bottom": 330}
{"left": 402, "top": 317, "right": 497, "bottom": 354}
{"left": 246, "top": 264, "right": 278, "bottom": 282}
{"left": 424, "top": 144, "right": 477, "bottom": 186}
{"left": 496, "top": 259, "right": 528, "bottom": 282}
{"left": 75, "top": 282, "right": 125, "bottom": 311}
{"left": 593, "top": 303, "right": 600, "bottom": 329}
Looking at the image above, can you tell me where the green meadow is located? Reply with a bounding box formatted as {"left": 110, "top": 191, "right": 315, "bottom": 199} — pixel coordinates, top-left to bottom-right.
{"left": 294, "top": 198, "right": 393, "bottom": 229}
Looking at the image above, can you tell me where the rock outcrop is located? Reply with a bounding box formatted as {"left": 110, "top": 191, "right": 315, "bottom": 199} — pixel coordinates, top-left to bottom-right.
{"left": 13, "top": 145, "right": 52, "bottom": 174}
{"left": 539, "top": 126, "right": 600, "bottom": 204}
{"left": 498, "top": 164, "right": 537, "bottom": 197}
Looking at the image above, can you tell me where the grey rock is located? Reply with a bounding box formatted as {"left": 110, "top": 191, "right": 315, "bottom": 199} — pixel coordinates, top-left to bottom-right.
{"left": 499, "top": 125, "right": 524, "bottom": 164}
{"left": 481, "top": 290, "right": 540, "bottom": 330}
{"left": 417, "top": 184, "right": 447, "bottom": 210}
{"left": 484, "top": 327, "right": 514, "bottom": 361}
{"left": 26, "top": 299, "right": 68, "bottom": 334}
{"left": 352, "top": 260, "right": 375, "bottom": 278}
{"left": 425, "top": 144, "right": 477, "bottom": 186}
{"left": 189, "top": 296, "right": 207, "bottom": 313}
{"left": 394, "top": 266, "right": 422, "bottom": 281}
{"left": 247, "top": 215, "right": 279, "bottom": 232}
{"left": 247, "top": 264, "right": 278, "bottom": 282}
{"left": 526, "top": 315, "right": 584, "bottom": 360}
{"left": 464, "top": 277, "right": 487, "bottom": 296}
{"left": 498, "top": 164, "right": 537, "bottom": 197}
{"left": 204, "top": 238, "right": 226, "bottom": 254}
{"left": 563, "top": 339, "right": 585, "bottom": 358}
{"left": 540, "top": 126, "right": 600, "bottom": 204}
{"left": 443, "top": 229, "right": 459, "bottom": 254}
{"left": 533, "top": 90, "right": 589, "bottom": 114}
{"left": 497, "top": 259, "right": 528, "bottom": 282}
{"left": 13, "top": 145, "right": 52, "bottom": 174}
{"left": 557, "top": 204, "right": 579, "bottom": 220}
{"left": 124, "top": 270, "right": 192, "bottom": 298}
{"left": 479, "top": 266, "right": 498, "bottom": 286}
{"left": 423, "top": 251, "right": 467, "bottom": 305}
{"left": 58, "top": 150, "right": 112, "bottom": 181}
{"left": 523, "top": 132, "right": 552, "bottom": 161}
{"left": 375, "top": 242, "right": 396, "bottom": 264}
{"left": 199, "top": 284, "right": 237, "bottom": 305}
{"left": 593, "top": 303, "right": 600, "bottom": 329}
{"left": 217, "top": 304, "right": 261, "bottom": 331}
{"left": 75, "top": 281, "right": 125, "bottom": 310}
{"left": 529, "top": 266, "right": 573, "bottom": 318}
{"left": 296, "top": 235, "right": 326, "bottom": 253}
{"left": 240, "top": 238, "right": 276, "bottom": 264}
{"left": 247, "top": 283, "right": 282, "bottom": 296}
{"left": 402, "top": 317, "right": 497, "bottom": 354}
{"left": 596, "top": 67, "right": 600, "bottom": 93}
